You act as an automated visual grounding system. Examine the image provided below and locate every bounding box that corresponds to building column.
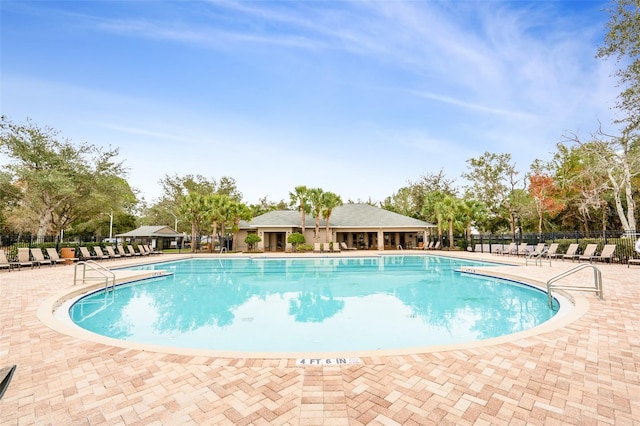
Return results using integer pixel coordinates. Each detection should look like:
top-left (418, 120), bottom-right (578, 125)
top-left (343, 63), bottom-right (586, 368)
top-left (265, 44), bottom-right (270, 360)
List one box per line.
top-left (257, 232), bottom-right (265, 251)
top-left (377, 230), bottom-right (384, 250)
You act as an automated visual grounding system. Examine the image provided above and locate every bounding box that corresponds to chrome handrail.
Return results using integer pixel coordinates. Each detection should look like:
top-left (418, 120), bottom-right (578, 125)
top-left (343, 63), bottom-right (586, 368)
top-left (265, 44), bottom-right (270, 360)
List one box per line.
top-left (547, 263), bottom-right (603, 308)
top-left (74, 260), bottom-right (116, 292)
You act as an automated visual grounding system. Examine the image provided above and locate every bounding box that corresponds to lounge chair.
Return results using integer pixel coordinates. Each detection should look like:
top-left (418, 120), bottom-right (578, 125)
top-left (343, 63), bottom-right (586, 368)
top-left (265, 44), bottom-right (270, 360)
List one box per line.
top-left (30, 248), bottom-right (53, 267)
top-left (0, 249), bottom-right (19, 271)
top-left (425, 241), bottom-right (434, 250)
top-left (117, 245), bottom-right (132, 257)
top-left (628, 258), bottom-right (640, 267)
top-left (589, 244), bottom-right (616, 263)
top-left (0, 364), bottom-right (17, 400)
top-left (529, 243), bottom-right (546, 255)
top-left (493, 242), bottom-right (515, 255)
top-left (78, 246), bottom-right (98, 261)
top-left (331, 242), bottom-right (341, 253)
top-left (545, 243), bottom-right (560, 259)
top-left (515, 243), bottom-right (530, 256)
top-left (340, 242), bottom-right (357, 251)
top-left (105, 246), bottom-right (121, 259)
top-left (578, 244), bottom-right (598, 262)
top-left (525, 244), bottom-right (548, 266)
top-left (135, 245), bottom-right (149, 256)
top-left (562, 243), bottom-right (580, 261)
top-left (16, 248), bottom-right (35, 268)
top-left (430, 241), bottom-right (441, 250)
top-left (313, 243), bottom-right (321, 253)
top-left (127, 245), bottom-right (141, 256)
top-left (45, 248), bottom-right (68, 265)
top-left (93, 246), bottom-right (110, 260)
top-left (149, 245), bottom-right (163, 255)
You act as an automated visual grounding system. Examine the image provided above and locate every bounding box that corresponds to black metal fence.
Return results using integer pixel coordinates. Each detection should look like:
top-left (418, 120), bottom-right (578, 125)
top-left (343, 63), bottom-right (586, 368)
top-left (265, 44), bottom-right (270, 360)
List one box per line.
top-left (434, 230), bottom-right (639, 264)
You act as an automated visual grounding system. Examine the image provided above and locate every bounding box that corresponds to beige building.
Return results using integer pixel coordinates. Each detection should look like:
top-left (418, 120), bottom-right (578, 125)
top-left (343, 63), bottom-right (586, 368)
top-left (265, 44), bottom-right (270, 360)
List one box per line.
top-left (235, 203), bottom-right (435, 252)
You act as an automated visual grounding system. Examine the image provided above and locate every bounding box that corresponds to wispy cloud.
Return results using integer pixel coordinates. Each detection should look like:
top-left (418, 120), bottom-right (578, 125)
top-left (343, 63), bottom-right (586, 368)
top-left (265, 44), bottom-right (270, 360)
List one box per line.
top-left (93, 122), bottom-right (188, 143)
top-left (410, 91), bottom-right (536, 120)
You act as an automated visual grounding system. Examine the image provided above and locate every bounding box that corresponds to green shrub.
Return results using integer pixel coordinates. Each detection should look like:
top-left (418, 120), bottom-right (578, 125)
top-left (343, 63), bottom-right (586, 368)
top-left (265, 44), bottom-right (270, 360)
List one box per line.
top-left (287, 233), bottom-right (305, 251)
top-left (295, 243), bottom-right (313, 252)
top-left (244, 234), bottom-right (262, 252)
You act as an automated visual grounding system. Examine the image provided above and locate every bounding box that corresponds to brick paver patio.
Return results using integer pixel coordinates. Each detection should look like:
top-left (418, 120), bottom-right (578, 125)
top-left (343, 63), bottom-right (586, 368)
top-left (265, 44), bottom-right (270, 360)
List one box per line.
top-left (1, 251), bottom-right (638, 425)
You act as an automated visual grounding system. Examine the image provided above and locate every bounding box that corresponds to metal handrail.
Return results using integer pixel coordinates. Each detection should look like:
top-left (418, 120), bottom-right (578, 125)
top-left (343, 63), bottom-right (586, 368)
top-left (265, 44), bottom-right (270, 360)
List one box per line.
top-left (74, 260), bottom-right (116, 292)
top-left (526, 247), bottom-right (550, 266)
top-left (547, 263), bottom-right (603, 308)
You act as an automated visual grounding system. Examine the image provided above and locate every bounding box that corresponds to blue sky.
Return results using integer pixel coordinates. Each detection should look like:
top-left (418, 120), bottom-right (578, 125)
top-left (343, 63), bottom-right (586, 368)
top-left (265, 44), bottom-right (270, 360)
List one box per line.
top-left (1, 0), bottom-right (620, 206)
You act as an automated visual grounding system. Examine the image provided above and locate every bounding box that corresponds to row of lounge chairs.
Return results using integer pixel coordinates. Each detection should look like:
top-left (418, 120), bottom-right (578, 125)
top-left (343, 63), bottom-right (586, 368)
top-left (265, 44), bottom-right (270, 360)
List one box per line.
top-left (78, 245), bottom-right (162, 261)
top-left (0, 247), bottom-right (65, 270)
top-left (313, 242), bottom-right (347, 253)
top-left (493, 242), bottom-right (618, 263)
top-left (0, 245), bottom-right (162, 271)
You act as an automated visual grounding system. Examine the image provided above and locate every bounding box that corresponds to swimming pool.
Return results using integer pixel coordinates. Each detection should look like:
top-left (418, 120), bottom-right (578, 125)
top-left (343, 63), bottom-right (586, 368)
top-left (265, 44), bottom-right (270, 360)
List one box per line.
top-left (69, 256), bottom-right (556, 353)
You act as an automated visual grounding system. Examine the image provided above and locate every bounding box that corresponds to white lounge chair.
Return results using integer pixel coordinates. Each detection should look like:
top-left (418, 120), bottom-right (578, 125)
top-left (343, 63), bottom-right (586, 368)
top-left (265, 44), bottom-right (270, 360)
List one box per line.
top-left (117, 246), bottom-right (132, 257)
top-left (105, 246), bottom-right (121, 259)
top-left (45, 248), bottom-right (67, 265)
top-left (30, 248), bottom-right (53, 267)
top-left (578, 244), bottom-right (598, 262)
top-left (93, 246), bottom-right (110, 260)
top-left (16, 248), bottom-right (35, 268)
top-left (79, 246), bottom-right (98, 261)
top-left (589, 244), bottom-right (616, 263)
top-left (340, 242), bottom-right (356, 251)
top-left (562, 243), bottom-right (580, 261)
top-left (0, 249), bottom-right (19, 271)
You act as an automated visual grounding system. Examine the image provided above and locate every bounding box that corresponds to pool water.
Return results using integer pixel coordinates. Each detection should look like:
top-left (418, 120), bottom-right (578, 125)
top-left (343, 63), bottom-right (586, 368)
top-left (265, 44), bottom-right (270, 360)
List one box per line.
top-left (69, 256), bottom-right (556, 353)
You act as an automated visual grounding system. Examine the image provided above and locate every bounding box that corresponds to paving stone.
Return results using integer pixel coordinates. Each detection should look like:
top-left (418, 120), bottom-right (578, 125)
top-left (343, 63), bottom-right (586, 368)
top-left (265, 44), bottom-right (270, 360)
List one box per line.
top-left (0, 252), bottom-right (638, 424)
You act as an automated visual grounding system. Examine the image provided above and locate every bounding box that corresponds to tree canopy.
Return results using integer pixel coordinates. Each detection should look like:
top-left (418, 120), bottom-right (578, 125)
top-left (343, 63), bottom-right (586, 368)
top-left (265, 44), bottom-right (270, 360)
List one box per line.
top-left (0, 116), bottom-right (135, 238)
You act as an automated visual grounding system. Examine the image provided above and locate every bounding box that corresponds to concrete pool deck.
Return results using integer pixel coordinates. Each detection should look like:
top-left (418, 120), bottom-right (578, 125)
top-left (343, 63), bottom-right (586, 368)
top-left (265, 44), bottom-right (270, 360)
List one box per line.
top-left (1, 251), bottom-right (638, 424)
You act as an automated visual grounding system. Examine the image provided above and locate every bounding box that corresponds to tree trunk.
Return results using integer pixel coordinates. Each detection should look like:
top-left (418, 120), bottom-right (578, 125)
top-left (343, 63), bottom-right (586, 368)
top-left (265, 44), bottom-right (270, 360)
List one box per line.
top-left (325, 216), bottom-right (331, 243)
top-left (36, 207), bottom-right (54, 243)
top-left (191, 222), bottom-right (197, 253)
top-left (211, 220), bottom-right (218, 253)
top-left (448, 219), bottom-right (454, 249)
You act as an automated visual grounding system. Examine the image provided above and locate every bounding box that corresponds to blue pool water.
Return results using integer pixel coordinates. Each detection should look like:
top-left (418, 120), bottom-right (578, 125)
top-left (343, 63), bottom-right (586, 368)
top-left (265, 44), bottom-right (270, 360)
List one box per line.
top-left (69, 256), bottom-right (556, 353)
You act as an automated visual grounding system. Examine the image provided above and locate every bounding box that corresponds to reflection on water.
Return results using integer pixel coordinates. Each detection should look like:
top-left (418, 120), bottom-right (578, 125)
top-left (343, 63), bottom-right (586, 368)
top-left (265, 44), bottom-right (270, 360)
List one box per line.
top-left (70, 256), bottom-right (555, 352)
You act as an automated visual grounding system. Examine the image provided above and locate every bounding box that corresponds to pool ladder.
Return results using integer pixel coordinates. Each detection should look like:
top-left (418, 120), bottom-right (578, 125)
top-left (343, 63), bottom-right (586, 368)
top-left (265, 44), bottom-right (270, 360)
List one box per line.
top-left (74, 260), bottom-right (116, 292)
top-left (546, 263), bottom-right (603, 308)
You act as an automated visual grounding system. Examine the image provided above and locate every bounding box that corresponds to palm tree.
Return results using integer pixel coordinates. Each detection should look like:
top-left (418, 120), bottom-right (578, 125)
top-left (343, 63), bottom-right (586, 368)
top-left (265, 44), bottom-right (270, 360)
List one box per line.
top-left (204, 194), bottom-right (231, 252)
top-left (422, 191), bottom-right (446, 245)
top-left (321, 192), bottom-right (342, 243)
top-left (178, 193), bottom-right (207, 252)
top-left (307, 187), bottom-right (325, 243)
top-left (229, 201), bottom-right (251, 252)
top-left (436, 195), bottom-right (461, 249)
top-left (459, 199), bottom-right (487, 248)
top-left (289, 185), bottom-right (310, 233)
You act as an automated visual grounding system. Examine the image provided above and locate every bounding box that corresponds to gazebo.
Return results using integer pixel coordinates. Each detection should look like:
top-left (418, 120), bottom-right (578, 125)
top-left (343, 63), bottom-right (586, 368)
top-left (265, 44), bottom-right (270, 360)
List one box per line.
top-left (115, 226), bottom-right (183, 250)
